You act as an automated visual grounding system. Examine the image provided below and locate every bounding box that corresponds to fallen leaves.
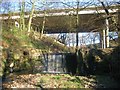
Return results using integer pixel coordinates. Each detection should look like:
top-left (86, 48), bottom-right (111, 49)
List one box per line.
top-left (2, 73), bottom-right (119, 88)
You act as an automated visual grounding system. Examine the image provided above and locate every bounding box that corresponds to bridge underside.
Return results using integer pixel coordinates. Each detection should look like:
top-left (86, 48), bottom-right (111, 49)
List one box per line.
top-left (1, 11), bottom-right (119, 33)
top-left (31, 13), bottom-right (119, 33)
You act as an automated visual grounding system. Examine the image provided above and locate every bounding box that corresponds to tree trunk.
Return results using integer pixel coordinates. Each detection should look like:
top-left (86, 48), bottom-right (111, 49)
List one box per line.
top-left (28, 0), bottom-right (35, 33)
top-left (76, 0), bottom-right (80, 75)
top-left (20, 0), bottom-right (25, 31)
top-left (76, 0), bottom-right (79, 51)
top-left (118, 7), bottom-right (120, 44)
top-left (40, 10), bottom-right (46, 39)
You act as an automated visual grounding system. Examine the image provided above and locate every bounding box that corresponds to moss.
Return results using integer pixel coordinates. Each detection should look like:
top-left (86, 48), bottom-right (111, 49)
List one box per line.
top-left (0, 58), bottom-right (6, 77)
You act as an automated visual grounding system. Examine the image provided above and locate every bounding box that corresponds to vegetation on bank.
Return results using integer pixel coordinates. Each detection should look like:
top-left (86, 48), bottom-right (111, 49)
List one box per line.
top-left (1, 27), bottom-right (120, 88)
top-left (1, 28), bottom-right (72, 75)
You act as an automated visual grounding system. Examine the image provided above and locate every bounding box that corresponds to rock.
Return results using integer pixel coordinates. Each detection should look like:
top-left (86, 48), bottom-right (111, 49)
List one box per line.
top-left (10, 63), bottom-right (14, 68)
top-left (85, 85), bottom-right (89, 88)
top-left (14, 53), bottom-right (21, 60)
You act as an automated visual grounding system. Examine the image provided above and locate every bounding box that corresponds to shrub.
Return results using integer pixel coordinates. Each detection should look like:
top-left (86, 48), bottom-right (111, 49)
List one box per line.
top-left (109, 46), bottom-right (120, 82)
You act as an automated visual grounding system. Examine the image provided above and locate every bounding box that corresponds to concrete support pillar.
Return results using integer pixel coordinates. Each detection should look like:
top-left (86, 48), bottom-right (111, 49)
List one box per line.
top-left (99, 32), bottom-right (103, 48)
top-left (103, 29), bottom-right (106, 49)
top-left (106, 18), bottom-right (109, 48)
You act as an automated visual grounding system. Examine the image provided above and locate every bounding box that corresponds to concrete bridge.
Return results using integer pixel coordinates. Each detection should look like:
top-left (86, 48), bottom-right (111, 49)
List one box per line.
top-left (0, 5), bottom-right (119, 33)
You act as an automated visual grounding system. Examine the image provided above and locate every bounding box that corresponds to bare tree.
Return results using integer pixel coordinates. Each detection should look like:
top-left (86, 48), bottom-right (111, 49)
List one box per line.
top-left (40, 10), bottom-right (46, 39)
top-left (76, 0), bottom-right (79, 51)
top-left (28, 0), bottom-right (36, 33)
top-left (19, 0), bottom-right (25, 31)
top-left (39, 0), bottom-right (46, 39)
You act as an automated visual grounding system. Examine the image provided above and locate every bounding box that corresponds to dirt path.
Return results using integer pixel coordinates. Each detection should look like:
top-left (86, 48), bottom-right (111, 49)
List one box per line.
top-left (2, 73), bottom-right (119, 88)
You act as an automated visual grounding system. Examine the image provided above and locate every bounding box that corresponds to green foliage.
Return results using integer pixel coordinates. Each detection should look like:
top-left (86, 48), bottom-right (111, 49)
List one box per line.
top-left (0, 61), bottom-right (4, 76)
top-left (2, 26), bottom-right (74, 74)
top-left (31, 39), bottom-right (49, 49)
top-left (0, 55), bottom-right (7, 77)
top-left (52, 75), bottom-right (61, 80)
top-left (37, 74), bottom-right (83, 88)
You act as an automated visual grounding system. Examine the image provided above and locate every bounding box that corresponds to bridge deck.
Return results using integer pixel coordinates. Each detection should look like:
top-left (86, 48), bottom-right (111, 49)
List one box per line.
top-left (0, 6), bottom-right (119, 33)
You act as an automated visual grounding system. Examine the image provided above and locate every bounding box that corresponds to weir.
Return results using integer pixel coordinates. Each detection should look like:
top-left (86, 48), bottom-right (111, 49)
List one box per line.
top-left (41, 53), bottom-right (66, 73)
top-left (40, 53), bottom-right (77, 74)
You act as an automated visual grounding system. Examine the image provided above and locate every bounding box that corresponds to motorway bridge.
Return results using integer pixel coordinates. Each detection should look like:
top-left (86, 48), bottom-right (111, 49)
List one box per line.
top-left (0, 5), bottom-right (119, 33)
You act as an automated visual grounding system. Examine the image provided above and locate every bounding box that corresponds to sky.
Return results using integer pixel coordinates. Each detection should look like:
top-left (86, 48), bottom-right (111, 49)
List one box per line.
top-left (46, 32), bottom-right (118, 47)
top-left (1, 0), bottom-right (119, 2)
top-left (0, 0), bottom-right (119, 13)
top-left (1, 0), bottom-right (120, 3)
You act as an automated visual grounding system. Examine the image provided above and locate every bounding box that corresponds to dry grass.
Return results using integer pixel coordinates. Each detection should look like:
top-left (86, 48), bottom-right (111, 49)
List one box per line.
top-left (3, 73), bottom-right (119, 88)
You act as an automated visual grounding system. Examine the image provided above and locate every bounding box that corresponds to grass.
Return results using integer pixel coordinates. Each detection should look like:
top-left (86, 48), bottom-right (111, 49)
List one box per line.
top-left (1, 27), bottom-right (74, 78)
top-left (2, 27), bottom-right (71, 53)
top-left (3, 73), bottom-right (120, 88)
top-left (37, 74), bottom-right (84, 88)
top-left (35, 74), bottom-right (119, 88)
